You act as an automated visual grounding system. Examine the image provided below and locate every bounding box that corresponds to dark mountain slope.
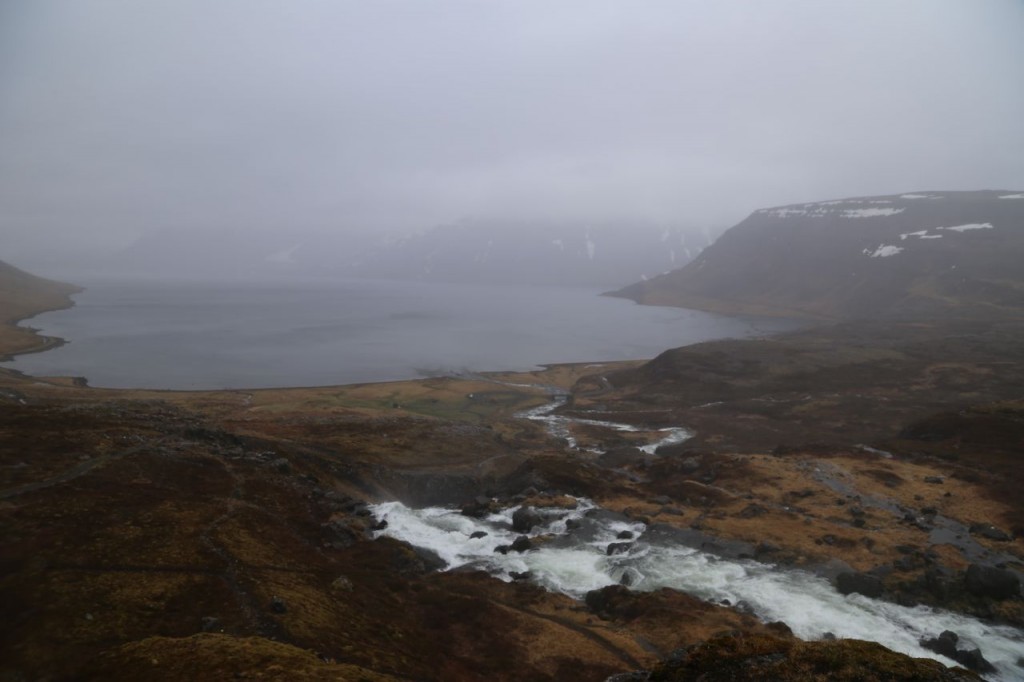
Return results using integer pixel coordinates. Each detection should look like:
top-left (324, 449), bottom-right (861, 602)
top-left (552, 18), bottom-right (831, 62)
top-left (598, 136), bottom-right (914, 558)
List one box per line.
top-left (611, 191), bottom-right (1024, 320)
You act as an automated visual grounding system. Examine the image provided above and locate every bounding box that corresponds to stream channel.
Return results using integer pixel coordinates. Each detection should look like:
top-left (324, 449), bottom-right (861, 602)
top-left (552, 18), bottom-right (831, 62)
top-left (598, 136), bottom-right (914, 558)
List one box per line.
top-left (371, 389), bottom-right (1024, 679)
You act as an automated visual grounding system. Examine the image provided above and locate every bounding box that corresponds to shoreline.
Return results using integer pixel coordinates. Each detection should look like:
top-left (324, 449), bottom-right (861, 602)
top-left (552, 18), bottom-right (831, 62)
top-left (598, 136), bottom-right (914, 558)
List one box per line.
top-left (0, 292), bottom-right (80, 364)
top-left (2, 278), bottom-right (799, 394)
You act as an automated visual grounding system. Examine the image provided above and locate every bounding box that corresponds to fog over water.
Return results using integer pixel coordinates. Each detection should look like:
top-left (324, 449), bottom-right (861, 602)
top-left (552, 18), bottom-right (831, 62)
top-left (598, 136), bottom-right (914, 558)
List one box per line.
top-left (2, 1), bottom-right (1023, 275)
top-left (4, 278), bottom-right (799, 389)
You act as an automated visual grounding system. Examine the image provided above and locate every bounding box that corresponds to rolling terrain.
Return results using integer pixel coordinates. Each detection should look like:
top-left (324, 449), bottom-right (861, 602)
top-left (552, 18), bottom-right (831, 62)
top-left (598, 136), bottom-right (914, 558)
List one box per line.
top-left (3, 189), bottom-right (1023, 682)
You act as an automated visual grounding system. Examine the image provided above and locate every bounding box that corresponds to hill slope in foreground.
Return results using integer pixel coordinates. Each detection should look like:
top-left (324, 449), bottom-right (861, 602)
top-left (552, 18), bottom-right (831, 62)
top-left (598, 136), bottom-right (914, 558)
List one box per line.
top-left (2, 258), bottom-right (1020, 680)
top-left (611, 190), bottom-right (1024, 320)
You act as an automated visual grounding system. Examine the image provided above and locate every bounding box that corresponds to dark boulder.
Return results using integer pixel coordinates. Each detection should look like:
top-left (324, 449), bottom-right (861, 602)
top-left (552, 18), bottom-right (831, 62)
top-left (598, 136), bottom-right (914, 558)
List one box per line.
top-left (512, 506), bottom-right (543, 533)
top-left (584, 584), bottom-right (636, 620)
top-left (969, 523), bottom-right (1011, 542)
top-left (835, 571), bottom-right (884, 599)
top-left (510, 535), bottom-right (534, 553)
top-left (469, 530), bottom-right (488, 539)
top-left (964, 563), bottom-right (1020, 599)
top-left (606, 541), bottom-right (633, 556)
top-left (460, 496), bottom-right (495, 518)
top-left (920, 630), bottom-right (995, 673)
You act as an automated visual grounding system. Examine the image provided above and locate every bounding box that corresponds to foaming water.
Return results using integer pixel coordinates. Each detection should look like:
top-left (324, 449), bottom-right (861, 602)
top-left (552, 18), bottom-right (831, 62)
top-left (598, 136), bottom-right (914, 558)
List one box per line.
top-left (517, 396), bottom-right (691, 453)
top-left (371, 500), bottom-right (1024, 680)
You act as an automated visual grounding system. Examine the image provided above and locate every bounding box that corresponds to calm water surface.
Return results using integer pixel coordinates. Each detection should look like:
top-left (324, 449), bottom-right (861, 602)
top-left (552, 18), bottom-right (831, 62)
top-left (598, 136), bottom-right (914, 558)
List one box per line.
top-left (5, 278), bottom-right (799, 389)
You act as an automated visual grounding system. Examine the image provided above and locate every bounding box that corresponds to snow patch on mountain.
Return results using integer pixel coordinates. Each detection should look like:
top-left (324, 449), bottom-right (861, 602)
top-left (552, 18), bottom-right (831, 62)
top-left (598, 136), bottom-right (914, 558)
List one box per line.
top-left (760, 204), bottom-right (905, 219)
top-left (866, 244), bottom-right (903, 258)
top-left (842, 207), bottom-right (905, 218)
top-left (940, 223), bottom-right (994, 233)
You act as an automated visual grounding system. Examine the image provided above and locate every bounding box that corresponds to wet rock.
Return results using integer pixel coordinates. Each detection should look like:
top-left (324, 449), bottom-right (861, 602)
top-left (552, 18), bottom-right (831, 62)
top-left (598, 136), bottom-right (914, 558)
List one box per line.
top-left (616, 530), bottom-right (635, 540)
top-left (460, 496), bottom-right (495, 518)
top-left (835, 572), bottom-right (884, 598)
top-left (509, 571), bottom-right (533, 581)
top-left (512, 506), bottom-right (543, 533)
top-left (469, 531), bottom-right (488, 539)
top-left (269, 458), bottom-right (291, 474)
top-left (565, 518), bottom-right (582, 531)
top-left (920, 630), bottom-right (995, 673)
top-left (606, 542), bottom-right (633, 556)
top-left (584, 584), bottom-right (632, 620)
top-left (820, 632), bottom-right (836, 641)
top-left (200, 616), bottom-right (220, 632)
top-left (766, 621), bottom-right (792, 636)
top-left (269, 597), bottom-right (287, 614)
top-left (969, 523), bottom-right (1011, 541)
top-left (919, 567), bottom-right (954, 600)
top-left (964, 563), bottom-right (1021, 599)
top-left (494, 545), bottom-right (510, 555)
top-left (921, 630), bottom-right (959, 658)
top-left (370, 519), bottom-right (388, 531)
top-left (510, 535), bottom-right (533, 553)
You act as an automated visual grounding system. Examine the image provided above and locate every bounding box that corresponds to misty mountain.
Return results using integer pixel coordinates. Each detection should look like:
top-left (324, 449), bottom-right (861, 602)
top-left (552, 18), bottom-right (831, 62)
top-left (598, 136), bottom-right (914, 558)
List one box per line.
top-left (346, 222), bottom-right (716, 286)
top-left (111, 221), bottom-right (717, 287)
top-left (610, 191), bottom-right (1024, 320)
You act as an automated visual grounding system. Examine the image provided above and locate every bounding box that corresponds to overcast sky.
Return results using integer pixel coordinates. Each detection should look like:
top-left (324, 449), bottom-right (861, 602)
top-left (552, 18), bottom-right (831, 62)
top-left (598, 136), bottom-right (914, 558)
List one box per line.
top-left (2, 0), bottom-right (1023, 268)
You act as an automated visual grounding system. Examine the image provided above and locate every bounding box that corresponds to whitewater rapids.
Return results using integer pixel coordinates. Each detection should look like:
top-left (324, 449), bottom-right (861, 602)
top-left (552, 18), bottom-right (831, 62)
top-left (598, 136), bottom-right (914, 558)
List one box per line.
top-left (370, 499), bottom-right (1024, 680)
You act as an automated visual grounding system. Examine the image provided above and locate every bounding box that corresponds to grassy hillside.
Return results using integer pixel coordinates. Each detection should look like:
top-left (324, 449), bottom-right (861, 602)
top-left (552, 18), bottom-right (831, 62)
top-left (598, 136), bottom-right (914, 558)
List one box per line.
top-left (0, 260), bottom-right (81, 358)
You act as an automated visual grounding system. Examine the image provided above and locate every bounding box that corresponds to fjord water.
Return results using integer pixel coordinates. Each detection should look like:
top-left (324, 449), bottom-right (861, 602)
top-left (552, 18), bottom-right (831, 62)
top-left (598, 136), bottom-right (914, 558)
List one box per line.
top-left (4, 278), bottom-right (798, 389)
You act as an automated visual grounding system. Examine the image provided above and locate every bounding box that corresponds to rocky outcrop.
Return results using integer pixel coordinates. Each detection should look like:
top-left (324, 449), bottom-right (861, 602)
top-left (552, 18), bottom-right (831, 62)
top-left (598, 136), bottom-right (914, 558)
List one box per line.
top-left (963, 564), bottom-right (1021, 600)
top-left (835, 572), bottom-right (885, 599)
